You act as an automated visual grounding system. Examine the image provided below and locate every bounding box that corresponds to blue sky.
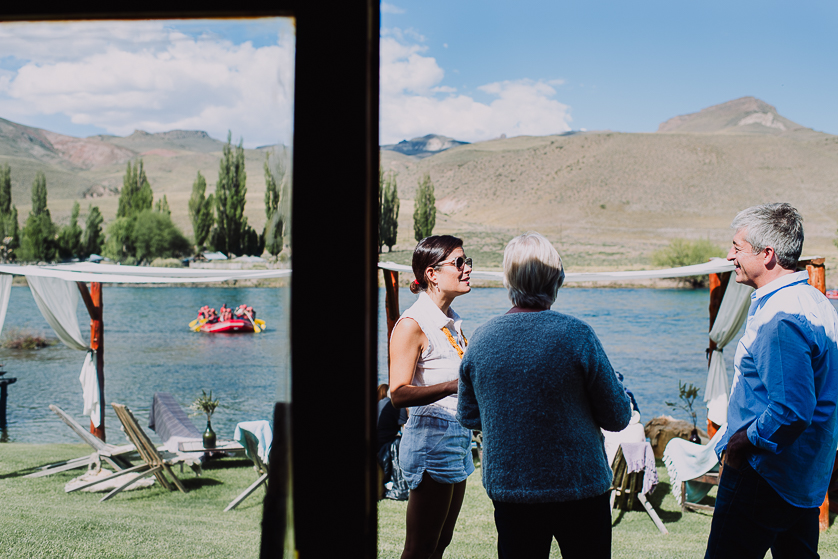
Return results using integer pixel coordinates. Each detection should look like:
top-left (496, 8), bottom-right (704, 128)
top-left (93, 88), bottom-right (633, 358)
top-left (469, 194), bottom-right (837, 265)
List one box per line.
top-left (0, 5), bottom-right (835, 147)
top-left (380, 0), bottom-right (838, 143)
top-left (0, 19), bottom-right (295, 148)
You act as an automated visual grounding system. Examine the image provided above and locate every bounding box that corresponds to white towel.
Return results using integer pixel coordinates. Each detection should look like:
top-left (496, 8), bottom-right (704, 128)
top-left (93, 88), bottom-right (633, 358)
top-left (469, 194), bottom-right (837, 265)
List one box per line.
top-left (234, 420), bottom-right (273, 464)
top-left (663, 423), bottom-right (727, 503)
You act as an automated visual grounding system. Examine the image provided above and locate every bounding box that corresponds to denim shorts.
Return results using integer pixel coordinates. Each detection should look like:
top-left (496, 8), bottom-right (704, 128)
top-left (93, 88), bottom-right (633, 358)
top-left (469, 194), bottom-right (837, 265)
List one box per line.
top-left (398, 413), bottom-right (475, 490)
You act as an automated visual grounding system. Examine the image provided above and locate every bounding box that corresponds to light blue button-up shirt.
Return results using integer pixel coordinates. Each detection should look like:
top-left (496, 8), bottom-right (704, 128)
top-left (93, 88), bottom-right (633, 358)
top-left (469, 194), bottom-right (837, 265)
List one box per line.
top-left (716, 271), bottom-right (838, 508)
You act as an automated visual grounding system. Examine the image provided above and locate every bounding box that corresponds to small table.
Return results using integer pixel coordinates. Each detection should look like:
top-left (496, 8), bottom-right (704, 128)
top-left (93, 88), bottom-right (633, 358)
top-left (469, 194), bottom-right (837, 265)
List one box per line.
top-left (177, 439), bottom-right (245, 454)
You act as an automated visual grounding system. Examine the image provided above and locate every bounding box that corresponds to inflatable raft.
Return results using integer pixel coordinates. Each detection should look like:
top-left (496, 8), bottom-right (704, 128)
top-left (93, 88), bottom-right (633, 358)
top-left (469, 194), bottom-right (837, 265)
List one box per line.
top-left (190, 318), bottom-right (267, 333)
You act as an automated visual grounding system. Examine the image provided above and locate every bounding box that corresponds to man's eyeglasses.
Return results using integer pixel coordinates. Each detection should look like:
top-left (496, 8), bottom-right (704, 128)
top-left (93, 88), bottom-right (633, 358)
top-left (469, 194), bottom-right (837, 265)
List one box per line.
top-left (435, 256), bottom-right (473, 270)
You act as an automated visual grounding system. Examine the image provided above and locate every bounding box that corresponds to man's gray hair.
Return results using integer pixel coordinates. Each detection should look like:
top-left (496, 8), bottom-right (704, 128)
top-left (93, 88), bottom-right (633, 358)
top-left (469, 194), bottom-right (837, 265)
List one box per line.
top-left (503, 232), bottom-right (565, 309)
top-left (730, 203), bottom-right (804, 269)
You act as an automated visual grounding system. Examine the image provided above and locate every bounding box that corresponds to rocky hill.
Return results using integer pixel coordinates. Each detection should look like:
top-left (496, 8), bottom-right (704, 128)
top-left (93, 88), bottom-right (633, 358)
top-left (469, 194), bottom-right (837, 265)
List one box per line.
top-left (657, 96), bottom-right (808, 135)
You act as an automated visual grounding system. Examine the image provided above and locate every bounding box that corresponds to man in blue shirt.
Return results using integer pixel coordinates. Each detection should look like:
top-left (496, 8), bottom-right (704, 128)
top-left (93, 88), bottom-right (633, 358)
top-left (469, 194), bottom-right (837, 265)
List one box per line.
top-left (705, 203), bottom-right (838, 559)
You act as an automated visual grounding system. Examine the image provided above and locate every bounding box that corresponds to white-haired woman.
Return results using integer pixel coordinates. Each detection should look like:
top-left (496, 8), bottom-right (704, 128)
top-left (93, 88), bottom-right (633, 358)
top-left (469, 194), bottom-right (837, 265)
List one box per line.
top-left (457, 232), bottom-right (632, 559)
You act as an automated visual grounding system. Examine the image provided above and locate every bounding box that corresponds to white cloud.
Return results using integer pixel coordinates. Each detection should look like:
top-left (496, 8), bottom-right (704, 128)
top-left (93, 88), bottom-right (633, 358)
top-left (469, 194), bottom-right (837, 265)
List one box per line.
top-left (381, 2), bottom-right (405, 14)
top-left (0, 21), bottom-right (295, 148)
top-left (380, 36), bottom-right (571, 144)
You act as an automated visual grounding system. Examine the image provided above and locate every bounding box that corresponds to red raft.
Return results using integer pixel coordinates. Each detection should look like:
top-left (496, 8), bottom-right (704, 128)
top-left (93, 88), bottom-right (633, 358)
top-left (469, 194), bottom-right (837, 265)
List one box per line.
top-left (199, 319), bottom-right (254, 333)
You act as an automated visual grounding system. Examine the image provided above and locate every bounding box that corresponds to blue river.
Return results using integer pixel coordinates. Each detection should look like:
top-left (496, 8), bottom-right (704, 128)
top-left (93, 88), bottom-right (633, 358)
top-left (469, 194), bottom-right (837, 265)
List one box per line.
top-left (1, 285), bottom-right (835, 445)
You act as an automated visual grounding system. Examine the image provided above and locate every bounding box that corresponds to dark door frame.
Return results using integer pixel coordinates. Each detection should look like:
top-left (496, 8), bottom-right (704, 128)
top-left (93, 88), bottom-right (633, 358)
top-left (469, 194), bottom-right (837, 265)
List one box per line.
top-left (0, 3), bottom-right (380, 556)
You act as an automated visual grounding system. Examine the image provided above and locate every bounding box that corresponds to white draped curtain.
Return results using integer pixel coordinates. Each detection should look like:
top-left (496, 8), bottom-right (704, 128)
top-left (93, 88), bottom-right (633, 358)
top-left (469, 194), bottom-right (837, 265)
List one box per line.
top-left (26, 276), bottom-right (100, 427)
top-left (0, 274), bottom-right (12, 334)
top-left (704, 273), bottom-right (753, 425)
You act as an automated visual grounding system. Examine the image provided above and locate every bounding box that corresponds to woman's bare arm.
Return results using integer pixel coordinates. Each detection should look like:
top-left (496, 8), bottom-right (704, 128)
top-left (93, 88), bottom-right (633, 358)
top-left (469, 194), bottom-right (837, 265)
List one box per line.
top-left (389, 318), bottom-right (458, 408)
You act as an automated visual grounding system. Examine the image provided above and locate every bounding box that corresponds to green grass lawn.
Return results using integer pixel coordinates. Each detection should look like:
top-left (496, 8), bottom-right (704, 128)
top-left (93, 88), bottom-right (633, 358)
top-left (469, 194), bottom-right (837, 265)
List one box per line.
top-left (3, 444), bottom-right (838, 558)
top-left (0, 443), bottom-right (264, 559)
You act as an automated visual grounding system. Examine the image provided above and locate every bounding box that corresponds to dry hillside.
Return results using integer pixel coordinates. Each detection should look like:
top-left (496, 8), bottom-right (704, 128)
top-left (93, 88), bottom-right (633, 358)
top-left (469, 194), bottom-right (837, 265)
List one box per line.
top-left (381, 98), bottom-right (838, 274)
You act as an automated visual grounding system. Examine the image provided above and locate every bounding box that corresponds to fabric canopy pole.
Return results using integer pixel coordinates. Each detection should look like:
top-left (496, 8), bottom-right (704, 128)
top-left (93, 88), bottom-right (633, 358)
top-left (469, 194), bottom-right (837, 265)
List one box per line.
top-left (26, 276), bottom-right (100, 427)
top-left (704, 273), bottom-right (753, 425)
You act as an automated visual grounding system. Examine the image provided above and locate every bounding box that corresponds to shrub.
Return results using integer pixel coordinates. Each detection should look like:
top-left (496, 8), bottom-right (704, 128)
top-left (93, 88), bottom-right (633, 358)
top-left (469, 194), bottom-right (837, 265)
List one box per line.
top-left (651, 238), bottom-right (725, 288)
top-left (2, 328), bottom-right (57, 350)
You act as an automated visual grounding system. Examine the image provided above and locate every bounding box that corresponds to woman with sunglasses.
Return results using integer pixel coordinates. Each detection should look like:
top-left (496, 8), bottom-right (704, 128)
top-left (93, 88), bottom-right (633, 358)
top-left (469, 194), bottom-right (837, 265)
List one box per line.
top-left (390, 235), bottom-right (474, 559)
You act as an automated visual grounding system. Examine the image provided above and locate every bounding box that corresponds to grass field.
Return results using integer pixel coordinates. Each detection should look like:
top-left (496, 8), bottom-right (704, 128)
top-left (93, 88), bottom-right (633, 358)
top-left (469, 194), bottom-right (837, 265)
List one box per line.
top-left (4, 443), bottom-right (838, 558)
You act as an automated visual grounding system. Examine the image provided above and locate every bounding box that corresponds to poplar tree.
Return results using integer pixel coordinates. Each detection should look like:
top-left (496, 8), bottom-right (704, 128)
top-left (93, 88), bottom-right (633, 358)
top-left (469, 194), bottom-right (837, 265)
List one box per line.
top-left (188, 171), bottom-right (214, 250)
top-left (379, 169), bottom-right (399, 252)
top-left (82, 205), bottom-right (105, 258)
top-left (0, 164), bottom-right (20, 254)
top-left (212, 131), bottom-right (250, 255)
top-left (154, 194), bottom-right (171, 216)
top-left (413, 173), bottom-right (436, 242)
top-left (20, 171), bottom-right (56, 262)
top-left (57, 201), bottom-right (83, 260)
top-left (263, 151), bottom-right (287, 256)
top-left (117, 159), bottom-right (153, 218)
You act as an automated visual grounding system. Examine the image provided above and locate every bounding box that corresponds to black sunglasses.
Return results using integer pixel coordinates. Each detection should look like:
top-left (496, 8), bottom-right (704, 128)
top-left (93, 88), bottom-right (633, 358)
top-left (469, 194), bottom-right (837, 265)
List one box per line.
top-left (435, 256), bottom-right (473, 270)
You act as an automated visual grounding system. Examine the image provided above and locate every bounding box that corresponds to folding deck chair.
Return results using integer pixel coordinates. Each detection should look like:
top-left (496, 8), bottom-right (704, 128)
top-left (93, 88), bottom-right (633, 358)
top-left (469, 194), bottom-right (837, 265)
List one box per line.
top-left (66, 403), bottom-right (190, 502)
top-left (24, 404), bottom-right (135, 478)
top-left (610, 442), bottom-right (669, 535)
top-left (225, 421), bottom-right (271, 511)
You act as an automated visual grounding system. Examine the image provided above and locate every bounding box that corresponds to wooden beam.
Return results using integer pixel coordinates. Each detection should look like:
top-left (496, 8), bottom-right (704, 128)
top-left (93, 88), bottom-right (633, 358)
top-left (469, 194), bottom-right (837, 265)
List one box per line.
top-left (800, 257), bottom-right (826, 295)
top-left (383, 270), bottom-right (399, 366)
top-left (706, 271), bottom-right (730, 438)
top-left (87, 283), bottom-right (105, 442)
top-left (76, 282), bottom-right (100, 321)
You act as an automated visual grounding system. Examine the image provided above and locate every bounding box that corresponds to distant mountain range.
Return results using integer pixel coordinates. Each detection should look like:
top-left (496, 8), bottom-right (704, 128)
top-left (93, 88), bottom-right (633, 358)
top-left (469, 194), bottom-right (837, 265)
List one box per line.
top-left (0, 97), bottom-right (835, 273)
top-left (381, 134), bottom-right (469, 158)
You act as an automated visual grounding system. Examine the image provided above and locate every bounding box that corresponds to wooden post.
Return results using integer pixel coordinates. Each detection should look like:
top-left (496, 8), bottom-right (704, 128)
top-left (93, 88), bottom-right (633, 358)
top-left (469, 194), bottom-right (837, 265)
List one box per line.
top-left (383, 269), bottom-right (399, 344)
top-left (77, 281), bottom-right (104, 442)
top-left (801, 257), bottom-right (826, 294)
top-left (799, 258), bottom-right (829, 530)
top-left (706, 271), bottom-right (730, 438)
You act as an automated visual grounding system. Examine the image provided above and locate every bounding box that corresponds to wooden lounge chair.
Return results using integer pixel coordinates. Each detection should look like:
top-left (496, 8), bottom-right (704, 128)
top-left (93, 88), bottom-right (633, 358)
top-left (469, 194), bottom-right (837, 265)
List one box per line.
top-left (610, 444), bottom-right (668, 535)
top-left (24, 405), bottom-right (135, 478)
top-left (225, 426), bottom-right (269, 511)
top-left (66, 403), bottom-right (189, 502)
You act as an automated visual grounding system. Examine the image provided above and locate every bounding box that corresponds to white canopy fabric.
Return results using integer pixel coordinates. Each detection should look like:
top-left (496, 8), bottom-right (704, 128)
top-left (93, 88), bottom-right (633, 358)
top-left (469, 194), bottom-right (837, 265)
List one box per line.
top-left (26, 275), bottom-right (100, 426)
top-left (704, 274), bottom-right (753, 425)
top-left (377, 258), bottom-right (736, 282)
top-left (0, 262), bottom-right (291, 283)
top-left (0, 274), bottom-right (11, 336)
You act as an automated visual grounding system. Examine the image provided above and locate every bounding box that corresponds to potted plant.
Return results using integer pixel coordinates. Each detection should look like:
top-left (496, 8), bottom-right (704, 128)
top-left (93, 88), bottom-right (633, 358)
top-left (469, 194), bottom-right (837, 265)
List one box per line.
top-left (191, 390), bottom-right (220, 449)
top-left (665, 381), bottom-right (702, 444)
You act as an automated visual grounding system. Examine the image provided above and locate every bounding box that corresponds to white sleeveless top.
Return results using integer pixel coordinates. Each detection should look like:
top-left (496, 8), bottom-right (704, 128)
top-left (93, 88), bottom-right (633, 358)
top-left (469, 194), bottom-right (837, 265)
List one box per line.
top-left (393, 291), bottom-right (467, 418)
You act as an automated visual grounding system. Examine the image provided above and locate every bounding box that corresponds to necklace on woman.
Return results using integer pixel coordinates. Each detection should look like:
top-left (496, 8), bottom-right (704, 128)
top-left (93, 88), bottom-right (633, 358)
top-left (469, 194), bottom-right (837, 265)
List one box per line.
top-left (441, 327), bottom-right (468, 359)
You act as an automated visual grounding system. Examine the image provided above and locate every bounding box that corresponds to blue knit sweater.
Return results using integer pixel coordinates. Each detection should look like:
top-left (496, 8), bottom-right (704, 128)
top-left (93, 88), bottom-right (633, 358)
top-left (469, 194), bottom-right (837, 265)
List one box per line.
top-left (457, 310), bottom-right (632, 503)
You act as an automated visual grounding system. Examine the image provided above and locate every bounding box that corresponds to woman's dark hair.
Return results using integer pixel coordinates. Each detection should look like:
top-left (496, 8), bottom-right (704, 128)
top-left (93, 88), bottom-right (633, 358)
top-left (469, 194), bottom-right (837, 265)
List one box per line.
top-left (410, 235), bottom-right (464, 294)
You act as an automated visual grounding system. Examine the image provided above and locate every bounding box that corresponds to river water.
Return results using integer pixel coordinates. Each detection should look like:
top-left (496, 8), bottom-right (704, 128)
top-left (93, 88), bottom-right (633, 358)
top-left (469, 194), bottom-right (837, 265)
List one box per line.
top-left (2, 285), bottom-right (836, 444)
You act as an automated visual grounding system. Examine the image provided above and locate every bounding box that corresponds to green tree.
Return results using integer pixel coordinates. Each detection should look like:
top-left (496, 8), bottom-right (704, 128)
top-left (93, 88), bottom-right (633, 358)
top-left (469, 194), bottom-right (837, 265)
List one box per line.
top-left (651, 238), bottom-right (725, 288)
top-left (413, 173), bottom-right (436, 242)
top-left (0, 164), bottom-right (20, 255)
top-left (263, 150), bottom-right (290, 256)
top-left (188, 171), bottom-right (214, 250)
top-left (154, 194), bottom-right (171, 216)
top-left (117, 159), bottom-right (153, 219)
top-left (131, 209), bottom-right (192, 263)
top-left (379, 169), bottom-right (399, 252)
top-left (20, 171), bottom-right (56, 262)
top-left (57, 201), bottom-right (83, 260)
top-left (82, 205), bottom-right (105, 258)
top-left (103, 217), bottom-right (133, 263)
top-left (213, 131), bottom-right (250, 255)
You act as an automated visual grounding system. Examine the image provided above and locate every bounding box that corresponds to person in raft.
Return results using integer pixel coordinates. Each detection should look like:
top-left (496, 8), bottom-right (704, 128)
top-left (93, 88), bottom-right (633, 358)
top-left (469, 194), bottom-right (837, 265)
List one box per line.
top-left (457, 232), bottom-right (632, 559)
top-left (389, 235), bottom-right (474, 559)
